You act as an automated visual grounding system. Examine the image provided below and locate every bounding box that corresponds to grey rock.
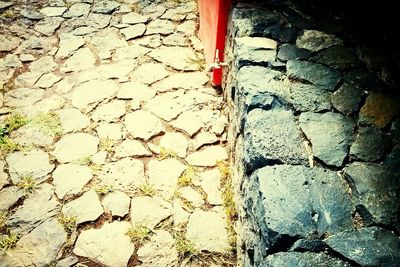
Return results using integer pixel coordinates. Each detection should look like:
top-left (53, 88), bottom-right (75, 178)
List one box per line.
top-left (296, 30), bottom-right (343, 52)
top-left (176, 20), bottom-right (196, 36)
top-left (56, 256), bottom-right (79, 267)
top-left (384, 146), bottom-right (400, 175)
top-left (10, 124), bottom-right (55, 147)
top-left (56, 34), bottom-right (85, 59)
top-left (62, 190), bottom-right (103, 224)
top-left (288, 82), bottom-right (332, 112)
top-left (87, 13), bottom-right (112, 29)
top-left (7, 184), bottom-right (59, 234)
top-left (287, 60), bottom-right (342, 91)
top-left (129, 63), bottom-right (169, 85)
top-left (72, 26), bottom-right (97, 36)
top-left (0, 186), bottom-right (24, 211)
top-left (359, 93), bottom-right (399, 128)
top-left (264, 252), bottom-right (350, 267)
top-left (325, 227), bottom-right (400, 266)
top-left (148, 46), bottom-right (198, 71)
top-left (146, 19), bottom-right (174, 35)
top-left (299, 112), bottom-right (355, 167)
top-left (187, 208), bottom-right (230, 253)
top-left (61, 47), bottom-right (96, 73)
top-left (289, 239), bottom-right (327, 252)
top-left (161, 8), bottom-right (186, 22)
top-left (53, 164), bottom-right (92, 199)
top-left (120, 24), bottom-right (146, 40)
top-left (121, 12), bottom-right (149, 24)
top-left (350, 126), bottom-right (388, 161)
top-left (102, 191), bottom-right (130, 217)
top-left (130, 196), bottom-right (172, 228)
top-left (40, 6), bottom-right (67, 17)
top-left (135, 34), bottom-right (162, 48)
top-left (6, 150), bottom-right (54, 184)
top-left (99, 158), bottom-right (145, 190)
top-left (137, 230), bottom-right (179, 267)
top-left (0, 1), bottom-right (13, 10)
top-left (331, 83), bottom-right (364, 115)
top-left (63, 3), bottom-right (91, 18)
top-left (4, 88), bottom-right (45, 107)
top-left (234, 37), bottom-right (277, 66)
top-left (125, 110), bottom-right (164, 141)
top-left (141, 4), bottom-right (166, 20)
top-left (92, 0), bottom-right (119, 14)
top-left (345, 162), bottom-right (398, 228)
top-left (2, 218), bottom-right (67, 267)
top-left (0, 35), bottom-right (21, 52)
top-left (53, 133), bottom-right (99, 163)
top-left (73, 221), bottom-right (134, 266)
top-left (57, 108), bottom-right (90, 133)
top-left (312, 46), bottom-right (361, 70)
top-left (244, 108), bottom-right (308, 171)
top-left (277, 44), bottom-right (311, 61)
top-left (163, 32), bottom-right (188, 46)
top-left (391, 119), bottom-right (400, 145)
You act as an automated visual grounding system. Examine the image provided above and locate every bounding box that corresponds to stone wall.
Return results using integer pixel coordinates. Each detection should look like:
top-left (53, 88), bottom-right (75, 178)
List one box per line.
top-left (223, 1), bottom-right (400, 266)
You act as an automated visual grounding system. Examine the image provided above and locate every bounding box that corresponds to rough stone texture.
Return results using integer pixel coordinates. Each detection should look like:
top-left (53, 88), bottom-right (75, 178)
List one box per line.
top-left (125, 110), bottom-right (164, 141)
top-left (325, 227), bottom-right (400, 266)
top-left (7, 184), bottom-right (59, 234)
top-left (62, 190), bottom-right (103, 224)
top-left (99, 158), bottom-right (145, 190)
top-left (148, 46), bottom-right (198, 71)
top-left (52, 164), bottom-right (92, 199)
top-left (120, 24), bottom-right (146, 40)
top-left (235, 37), bottom-right (277, 66)
top-left (0, 35), bottom-right (21, 52)
top-left (350, 126), bottom-right (388, 161)
top-left (53, 133), bottom-right (99, 163)
top-left (137, 230), bottom-right (179, 267)
top-left (155, 72), bottom-right (208, 92)
top-left (61, 48), bottom-right (96, 73)
top-left (146, 19), bottom-right (174, 35)
top-left (159, 132), bottom-right (188, 158)
top-left (288, 82), bottom-right (332, 112)
top-left (102, 191), bottom-right (130, 217)
top-left (92, 1), bottom-right (119, 14)
top-left (40, 6), bottom-right (67, 17)
top-left (163, 32), bottom-right (188, 46)
top-left (148, 158), bottom-right (186, 198)
top-left (199, 169), bottom-right (223, 205)
top-left (277, 44), bottom-right (311, 61)
top-left (344, 162), bottom-right (398, 228)
top-left (359, 93), bottom-right (399, 128)
top-left (6, 150), bottom-right (54, 184)
top-left (114, 139), bottom-right (152, 158)
top-left (117, 82), bottom-right (156, 100)
top-left (71, 79), bottom-right (119, 110)
top-left (287, 60), bottom-right (342, 90)
top-left (34, 17), bottom-right (64, 36)
top-left (73, 221), bottom-right (134, 267)
top-left (4, 88), bottom-right (45, 107)
top-left (10, 124), bottom-right (55, 147)
top-left (56, 256), bottom-right (79, 267)
top-left (56, 34), bottom-right (85, 59)
top-left (122, 12), bottom-right (149, 24)
top-left (57, 108), bottom-right (90, 133)
top-left (92, 100), bottom-right (126, 122)
top-left (1, 219), bottom-right (67, 267)
top-left (299, 112), bottom-right (355, 167)
top-left (311, 46), bottom-right (360, 70)
top-left (0, 186), bottom-right (24, 211)
top-left (171, 112), bottom-right (203, 137)
top-left (186, 146), bottom-right (228, 167)
top-left (187, 209), bottom-right (230, 253)
top-left (296, 30), bottom-right (343, 52)
top-left (63, 3), bottom-right (91, 18)
top-left (130, 196), bottom-right (172, 228)
top-left (247, 165), bottom-right (353, 251)
top-left (331, 83), bottom-right (364, 115)
top-left (129, 63), bottom-right (169, 85)
top-left (264, 252), bottom-right (350, 267)
top-left (145, 92), bottom-right (183, 121)
top-left (244, 108), bottom-right (308, 170)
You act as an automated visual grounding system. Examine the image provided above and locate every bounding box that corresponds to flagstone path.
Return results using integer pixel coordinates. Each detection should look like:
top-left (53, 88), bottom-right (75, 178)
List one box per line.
top-left (0, 1), bottom-right (236, 266)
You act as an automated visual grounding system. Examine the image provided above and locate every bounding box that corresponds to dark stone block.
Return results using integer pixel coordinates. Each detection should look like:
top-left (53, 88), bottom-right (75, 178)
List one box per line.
top-left (311, 46), bottom-right (361, 70)
top-left (391, 119), bottom-right (400, 145)
top-left (287, 60), bottom-right (342, 91)
top-left (288, 82), bottom-right (332, 112)
top-left (343, 69), bottom-right (380, 90)
top-left (244, 109), bottom-right (308, 170)
top-left (234, 36), bottom-right (277, 68)
top-left (263, 252), bottom-right (350, 267)
top-left (345, 162), bottom-right (399, 229)
top-left (289, 239), bottom-right (327, 252)
top-left (277, 44), bottom-right (312, 61)
top-left (325, 227), bottom-right (400, 266)
top-left (331, 83), bottom-right (365, 116)
top-left (384, 146), bottom-right (400, 174)
top-left (350, 126), bottom-right (389, 161)
top-left (359, 93), bottom-right (399, 128)
top-left (246, 165), bottom-right (353, 252)
top-left (299, 112), bottom-right (355, 167)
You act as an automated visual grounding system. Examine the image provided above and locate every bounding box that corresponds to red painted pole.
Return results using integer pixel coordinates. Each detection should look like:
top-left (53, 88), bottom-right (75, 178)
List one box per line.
top-left (198, 0), bottom-right (232, 87)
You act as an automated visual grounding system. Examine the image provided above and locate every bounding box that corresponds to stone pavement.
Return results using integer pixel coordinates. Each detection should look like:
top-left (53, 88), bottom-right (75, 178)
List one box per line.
top-left (0, 1), bottom-right (236, 266)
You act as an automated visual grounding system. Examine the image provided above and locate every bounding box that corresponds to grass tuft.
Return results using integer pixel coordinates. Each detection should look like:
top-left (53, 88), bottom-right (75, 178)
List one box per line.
top-left (175, 233), bottom-right (198, 258)
top-left (0, 10), bottom-right (15, 19)
top-left (16, 175), bottom-right (37, 195)
top-left (158, 147), bottom-right (178, 160)
top-left (0, 137), bottom-right (20, 157)
top-left (59, 215), bottom-right (77, 233)
top-left (126, 225), bottom-right (151, 243)
top-left (138, 183), bottom-right (156, 197)
top-left (217, 161), bottom-right (230, 180)
top-left (186, 53), bottom-right (206, 71)
top-left (178, 166), bottom-right (197, 187)
top-left (0, 232), bottom-right (20, 251)
top-left (94, 184), bottom-right (114, 195)
top-left (3, 112), bottom-right (28, 132)
top-left (99, 139), bottom-right (116, 153)
top-left (0, 211), bottom-right (8, 232)
top-left (32, 112), bottom-right (63, 136)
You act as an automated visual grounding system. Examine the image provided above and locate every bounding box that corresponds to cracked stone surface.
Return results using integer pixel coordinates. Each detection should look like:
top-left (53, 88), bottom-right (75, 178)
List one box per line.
top-left (0, 1), bottom-right (231, 266)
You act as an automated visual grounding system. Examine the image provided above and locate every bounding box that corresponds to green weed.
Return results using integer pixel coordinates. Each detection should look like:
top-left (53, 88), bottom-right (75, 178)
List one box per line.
top-left (58, 215), bottom-right (77, 233)
top-left (138, 183), bottom-right (156, 197)
top-left (32, 112), bottom-right (63, 136)
top-left (158, 147), bottom-right (178, 160)
top-left (94, 184), bottom-right (114, 195)
top-left (175, 233), bottom-right (198, 258)
top-left (3, 112), bottom-right (28, 132)
top-left (126, 225), bottom-right (151, 243)
top-left (0, 232), bottom-right (20, 251)
top-left (178, 166), bottom-right (197, 187)
top-left (16, 175), bottom-right (37, 195)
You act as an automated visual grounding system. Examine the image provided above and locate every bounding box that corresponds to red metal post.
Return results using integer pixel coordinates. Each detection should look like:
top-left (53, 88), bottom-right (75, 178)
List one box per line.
top-left (198, 0), bottom-right (232, 87)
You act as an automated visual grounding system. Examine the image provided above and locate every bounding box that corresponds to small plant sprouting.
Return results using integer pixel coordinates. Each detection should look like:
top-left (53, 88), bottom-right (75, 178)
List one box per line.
top-left (175, 233), bottom-right (198, 258)
top-left (0, 232), bottom-right (20, 251)
top-left (0, 137), bottom-right (20, 157)
top-left (186, 53), bottom-right (206, 71)
top-left (32, 112), bottom-right (63, 136)
top-left (16, 175), bottom-right (37, 195)
top-left (99, 139), bottom-right (116, 153)
top-left (0, 10), bottom-right (15, 19)
top-left (158, 147), bottom-right (178, 160)
top-left (3, 112), bottom-right (28, 132)
top-left (138, 183), bottom-right (156, 197)
top-left (74, 156), bottom-right (91, 165)
top-left (95, 184), bottom-right (114, 195)
top-left (0, 211), bottom-right (8, 231)
top-left (126, 225), bottom-right (151, 243)
top-left (178, 166), bottom-right (197, 187)
top-left (58, 215), bottom-right (77, 233)
top-left (217, 160), bottom-right (230, 180)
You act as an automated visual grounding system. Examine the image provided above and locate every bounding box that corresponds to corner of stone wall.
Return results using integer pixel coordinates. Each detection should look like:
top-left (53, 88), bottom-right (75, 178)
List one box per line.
top-left (223, 2), bottom-right (400, 267)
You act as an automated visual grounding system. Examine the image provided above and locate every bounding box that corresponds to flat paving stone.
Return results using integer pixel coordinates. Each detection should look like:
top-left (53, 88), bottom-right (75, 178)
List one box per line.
top-left (125, 110), bottom-right (164, 141)
top-left (186, 146), bottom-right (228, 167)
top-left (92, 100), bottom-right (126, 122)
top-left (0, 186), bottom-right (24, 211)
top-left (122, 12), bottom-right (149, 24)
top-left (61, 47), bottom-right (96, 73)
top-left (0, 35), bottom-right (21, 52)
top-left (56, 108), bottom-right (90, 133)
top-left (62, 190), bottom-right (103, 224)
top-left (120, 24), bottom-right (146, 40)
top-left (148, 46), bottom-right (198, 71)
top-left (63, 3), bottom-right (91, 18)
top-left (171, 112), bottom-right (204, 137)
top-left (154, 71), bottom-right (209, 92)
top-left (56, 34), bottom-right (85, 59)
top-left (146, 19), bottom-right (175, 35)
top-left (97, 123), bottom-right (122, 140)
top-left (52, 164), bottom-right (92, 199)
top-left (73, 221), bottom-right (134, 266)
top-left (53, 133), bottom-right (99, 163)
top-left (34, 17), bottom-right (64, 36)
top-left (159, 132), bottom-right (188, 158)
top-left (130, 196), bottom-right (172, 228)
top-left (102, 191), bottom-right (130, 217)
top-left (40, 6), bottom-right (67, 17)
top-left (117, 82), bottom-right (156, 101)
top-left (296, 30), bottom-right (343, 52)
top-left (99, 158), bottom-right (145, 190)
top-left (114, 139), bottom-right (152, 158)
top-left (129, 63), bottom-right (169, 85)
